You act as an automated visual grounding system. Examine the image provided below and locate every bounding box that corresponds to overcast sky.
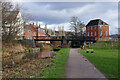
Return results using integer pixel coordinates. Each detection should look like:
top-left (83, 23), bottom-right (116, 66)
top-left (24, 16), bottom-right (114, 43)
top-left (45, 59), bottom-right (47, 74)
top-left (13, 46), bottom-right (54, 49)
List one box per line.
top-left (20, 2), bottom-right (118, 34)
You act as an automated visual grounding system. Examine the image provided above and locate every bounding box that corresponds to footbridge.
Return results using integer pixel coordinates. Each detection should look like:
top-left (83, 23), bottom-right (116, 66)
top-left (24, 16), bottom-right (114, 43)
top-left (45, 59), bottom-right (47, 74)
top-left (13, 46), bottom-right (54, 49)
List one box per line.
top-left (33, 36), bottom-right (96, 47)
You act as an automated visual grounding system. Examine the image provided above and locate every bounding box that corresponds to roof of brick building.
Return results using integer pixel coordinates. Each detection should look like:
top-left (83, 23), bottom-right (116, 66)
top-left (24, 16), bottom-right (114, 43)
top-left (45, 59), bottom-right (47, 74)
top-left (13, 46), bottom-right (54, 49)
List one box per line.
top-left (86, 19), bottom-right (108, 27)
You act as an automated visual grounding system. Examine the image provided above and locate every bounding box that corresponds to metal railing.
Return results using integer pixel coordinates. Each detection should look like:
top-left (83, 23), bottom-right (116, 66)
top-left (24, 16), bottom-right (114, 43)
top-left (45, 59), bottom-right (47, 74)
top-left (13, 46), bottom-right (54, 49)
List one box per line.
top-left (33, 36), bottom-right (96, 41)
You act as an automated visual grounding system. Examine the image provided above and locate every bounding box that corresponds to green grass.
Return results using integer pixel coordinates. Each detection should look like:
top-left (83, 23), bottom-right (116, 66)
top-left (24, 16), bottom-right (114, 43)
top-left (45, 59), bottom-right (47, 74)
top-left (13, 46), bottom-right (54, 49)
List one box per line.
top-left (53, 48), bottom-right (61, 49)
top-left (35, 48), bottom-right (70, 78)
top-left (86, 41), bottom-right (118, 49)
top-left (78, 48), bottom-right (118, 78)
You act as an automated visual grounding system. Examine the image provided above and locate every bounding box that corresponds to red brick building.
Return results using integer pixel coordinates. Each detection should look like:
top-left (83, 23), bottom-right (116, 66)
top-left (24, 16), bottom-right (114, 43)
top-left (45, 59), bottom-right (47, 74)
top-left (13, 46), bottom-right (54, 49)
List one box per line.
top-left (86, 19), bottom-right (109, 41)
top-left (24, 23), bottom-right (50, 43)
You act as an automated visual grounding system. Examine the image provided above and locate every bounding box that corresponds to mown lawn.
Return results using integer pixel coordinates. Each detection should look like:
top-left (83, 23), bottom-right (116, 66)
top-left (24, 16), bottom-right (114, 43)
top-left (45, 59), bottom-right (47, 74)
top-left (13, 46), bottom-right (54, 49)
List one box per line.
top-left (86, 41), bottom-right (118, 49)
top-left (35, 48), bottom-right (70, 78)
top-left (79, 48), bottom-right (118, 78)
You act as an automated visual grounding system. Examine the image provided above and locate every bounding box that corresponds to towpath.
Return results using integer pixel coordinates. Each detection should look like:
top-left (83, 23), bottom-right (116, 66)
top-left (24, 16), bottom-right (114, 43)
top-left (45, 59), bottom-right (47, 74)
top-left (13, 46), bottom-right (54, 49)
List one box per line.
top-left (66, 48), bottom-right (106, 78)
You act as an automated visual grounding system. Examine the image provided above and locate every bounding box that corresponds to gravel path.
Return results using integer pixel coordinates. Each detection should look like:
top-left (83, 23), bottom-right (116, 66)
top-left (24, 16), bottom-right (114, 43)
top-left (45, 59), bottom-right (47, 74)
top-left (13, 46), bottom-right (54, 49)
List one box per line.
top-left (66, 48), bottom-right (106, 79)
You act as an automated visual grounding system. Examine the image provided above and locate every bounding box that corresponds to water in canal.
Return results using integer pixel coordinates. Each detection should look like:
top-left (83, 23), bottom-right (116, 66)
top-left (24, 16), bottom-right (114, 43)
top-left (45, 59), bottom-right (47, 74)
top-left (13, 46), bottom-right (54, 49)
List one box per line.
top-left (23, 49), bottom-right (57, 59)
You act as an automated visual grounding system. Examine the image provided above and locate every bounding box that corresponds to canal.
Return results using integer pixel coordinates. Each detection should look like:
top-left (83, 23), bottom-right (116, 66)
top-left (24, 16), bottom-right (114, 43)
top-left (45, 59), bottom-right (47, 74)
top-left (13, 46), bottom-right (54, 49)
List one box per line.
top-left (23, 49), bottom-right (57, 59)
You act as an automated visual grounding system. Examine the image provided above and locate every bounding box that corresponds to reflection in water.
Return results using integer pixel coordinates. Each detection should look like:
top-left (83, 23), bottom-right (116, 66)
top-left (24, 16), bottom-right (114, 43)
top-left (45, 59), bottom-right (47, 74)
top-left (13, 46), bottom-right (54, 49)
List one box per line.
top-left (37, 51), bottom-right (56, 58)
top-left (24, 50), bottom-right (57, 59)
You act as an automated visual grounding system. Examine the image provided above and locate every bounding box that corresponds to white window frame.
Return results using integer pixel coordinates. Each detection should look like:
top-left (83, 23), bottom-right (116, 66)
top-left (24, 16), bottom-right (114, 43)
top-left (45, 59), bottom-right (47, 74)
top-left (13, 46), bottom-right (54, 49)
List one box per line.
top-left (88, 32), bottom-right (89, 36)
top-left (106, 31), bottom-right (107, 36)
top-left (95, 32), bottom-right (96, 36)
top-left (100, 25), bottom-right (102, 29)
top-left (91, 26), bottom-right (92, 30)
top-left (100, 31), bottom-right (102, 36)
top-left (91, 32), bottom-right (93, 36)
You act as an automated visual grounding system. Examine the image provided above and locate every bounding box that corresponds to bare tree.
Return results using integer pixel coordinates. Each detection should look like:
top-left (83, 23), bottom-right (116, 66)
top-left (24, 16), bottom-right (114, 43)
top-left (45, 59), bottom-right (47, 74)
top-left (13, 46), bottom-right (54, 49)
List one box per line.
top-left (2, 2), bottom-right (18, 42)
top-left (70, 16), bottom-right (85, 36)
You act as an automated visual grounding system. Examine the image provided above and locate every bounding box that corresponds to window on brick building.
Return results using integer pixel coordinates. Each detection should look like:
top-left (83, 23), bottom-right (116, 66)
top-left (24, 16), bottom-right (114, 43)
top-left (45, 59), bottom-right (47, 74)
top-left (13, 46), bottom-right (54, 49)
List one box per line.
top-left (94, 26), bottom-right (96, 29)
top-left (95, 32), bottom-right (96, 36)
top-left (88, 32), bottom-right (89, 36)
top-left (91, 26), bottom-right (92, 30)
top-left (91, 32), bottom-right (93, 36)
top-left (88, 27), bottom-right (89, 30)
top-left (100, 25), bottom-right (102, 29)
top-left (100, 31), bottom-right (102, 36)
top-left (105, 31), bottom-right (107, 36)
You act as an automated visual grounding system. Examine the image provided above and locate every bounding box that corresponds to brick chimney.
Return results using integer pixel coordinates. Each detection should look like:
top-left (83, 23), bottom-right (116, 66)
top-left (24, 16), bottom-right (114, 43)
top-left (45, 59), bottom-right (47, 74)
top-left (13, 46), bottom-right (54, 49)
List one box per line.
top-left (39, 23), bottom-right (41, 28)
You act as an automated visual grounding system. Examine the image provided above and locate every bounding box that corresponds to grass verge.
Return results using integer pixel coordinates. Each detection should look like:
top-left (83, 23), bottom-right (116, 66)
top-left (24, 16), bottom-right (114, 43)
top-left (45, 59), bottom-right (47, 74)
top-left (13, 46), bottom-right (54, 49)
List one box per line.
top-left (86, 41), bottom-right (118, 49)
top-left (78, 48), bottom-right (118, 78)
top-left (35, 48), bottom-right (70, 78)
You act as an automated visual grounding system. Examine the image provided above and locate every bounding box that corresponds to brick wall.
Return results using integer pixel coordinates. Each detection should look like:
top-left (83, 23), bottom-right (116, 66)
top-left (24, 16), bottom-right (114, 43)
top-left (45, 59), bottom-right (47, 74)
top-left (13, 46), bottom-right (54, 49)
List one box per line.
top-left (86, 25), bottom-right (109, 41)
top-left (24, 24), bottom-right (50, 43)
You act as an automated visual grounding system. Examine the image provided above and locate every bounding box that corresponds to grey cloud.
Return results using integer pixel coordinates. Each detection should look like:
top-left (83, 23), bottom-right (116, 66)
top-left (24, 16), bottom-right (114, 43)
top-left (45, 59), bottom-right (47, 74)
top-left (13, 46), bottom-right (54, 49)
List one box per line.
top-left (22, 2), bottom-right (117, 23)
top-left (22, 2), bottom-right (118, 34)
top-left (33, 2), bottom-right (93, 10)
